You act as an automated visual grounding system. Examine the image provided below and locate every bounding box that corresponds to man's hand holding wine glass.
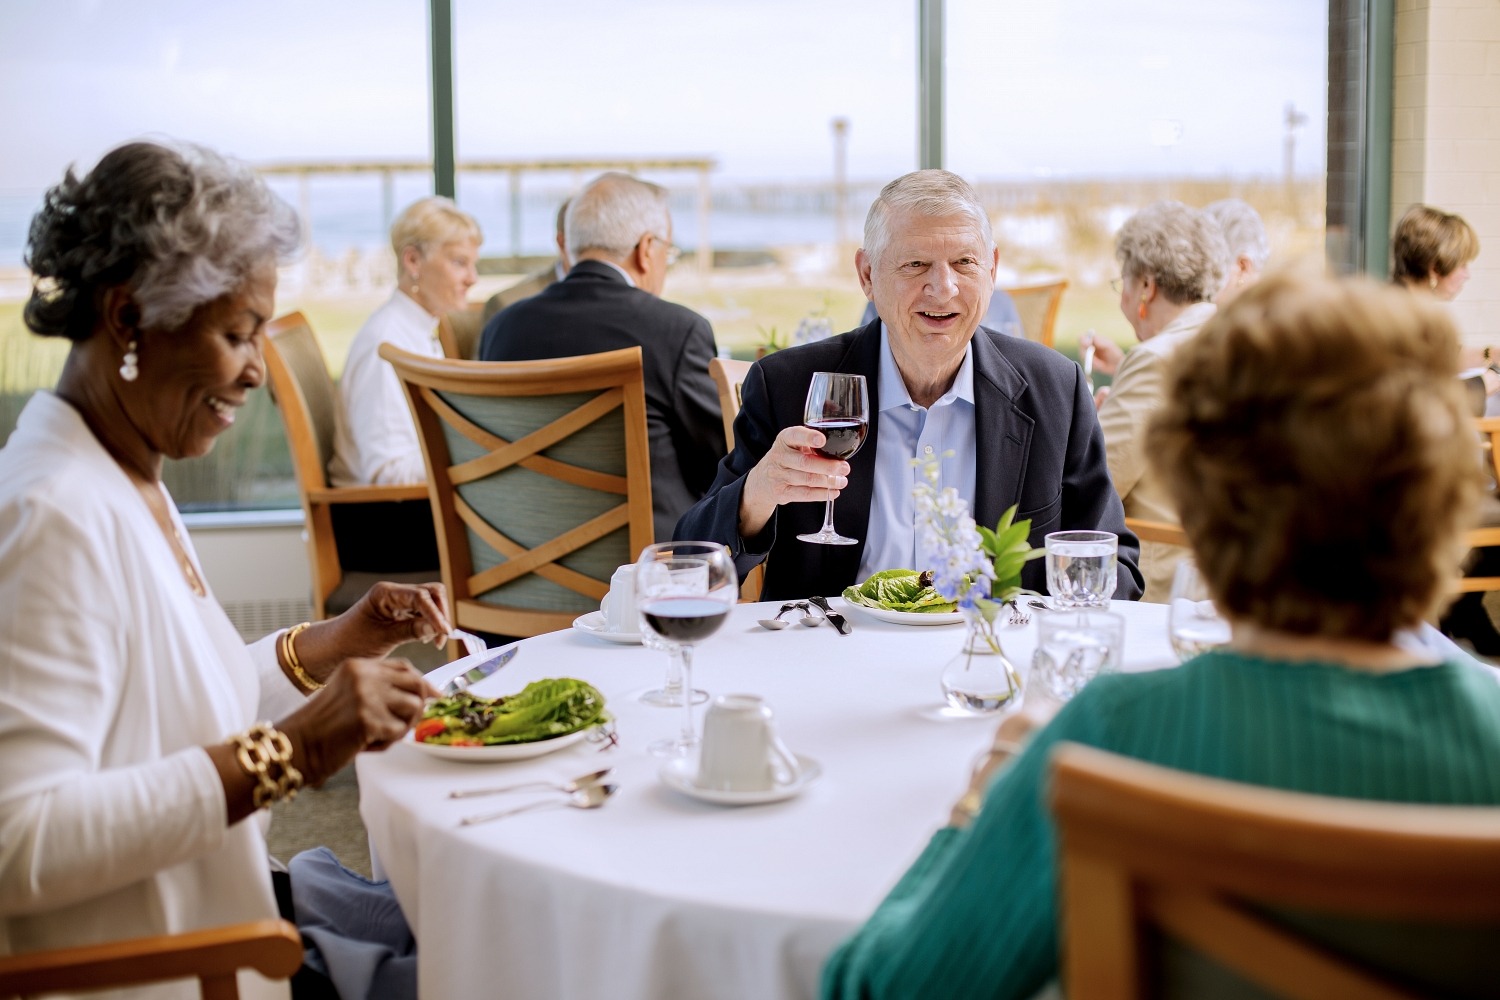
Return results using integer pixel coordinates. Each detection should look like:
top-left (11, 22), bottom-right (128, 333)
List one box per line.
top-left (737, 425), bottom-right (852, 537)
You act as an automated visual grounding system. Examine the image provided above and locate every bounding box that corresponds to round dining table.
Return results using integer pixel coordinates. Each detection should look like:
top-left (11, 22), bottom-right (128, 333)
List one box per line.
top-left (356, 598), bottom-right (1178, 1000)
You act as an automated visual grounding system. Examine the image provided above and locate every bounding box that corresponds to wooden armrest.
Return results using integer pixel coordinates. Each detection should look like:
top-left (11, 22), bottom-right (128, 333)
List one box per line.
top-left (1123, 517), bottom-right (1189, 548)
top-left (307, 484), bottom-right (429, 504)
top-left (0, 919), bottom-right (302, 997)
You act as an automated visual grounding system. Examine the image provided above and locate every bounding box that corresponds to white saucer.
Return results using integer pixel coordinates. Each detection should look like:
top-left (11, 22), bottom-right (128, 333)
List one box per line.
top-left (405, 728), bottom-right (589, 762)
top-left (572, 610), bottom-right (641, 645)
top-left (659, 754), bottom-right (821, 806)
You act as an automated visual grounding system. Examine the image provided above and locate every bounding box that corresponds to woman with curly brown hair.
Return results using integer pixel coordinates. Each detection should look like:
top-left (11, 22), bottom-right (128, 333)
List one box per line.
top-left (824, 271), bottom-right (1500, 1000)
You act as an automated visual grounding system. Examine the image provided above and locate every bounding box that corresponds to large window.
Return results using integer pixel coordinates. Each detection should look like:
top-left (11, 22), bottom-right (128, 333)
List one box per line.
top-left (946, 0), bottom-right (1329, 365)
top-left (1, 1), bottom-right (1336, 511)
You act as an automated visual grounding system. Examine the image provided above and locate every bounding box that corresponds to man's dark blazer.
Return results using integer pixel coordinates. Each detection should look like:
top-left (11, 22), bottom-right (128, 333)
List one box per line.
top-left (478, 260), bottom-right (727, 542)
top-left (674, 319), bottom-right (1143, 602)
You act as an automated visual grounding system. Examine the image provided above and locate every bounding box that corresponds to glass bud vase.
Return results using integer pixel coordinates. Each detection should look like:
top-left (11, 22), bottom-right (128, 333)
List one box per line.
top-left (941, 603), bottom-right (1024, 715)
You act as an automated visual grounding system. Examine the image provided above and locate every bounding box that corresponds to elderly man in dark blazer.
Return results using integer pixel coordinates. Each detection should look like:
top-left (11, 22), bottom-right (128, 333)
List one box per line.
top-left (479, 172), bottom-right (726, 542)
top-left (676, 170), bottom-right (1141, 602)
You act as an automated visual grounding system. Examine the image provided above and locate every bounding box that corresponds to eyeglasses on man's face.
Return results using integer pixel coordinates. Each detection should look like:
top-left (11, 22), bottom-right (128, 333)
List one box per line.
top-left (636, 232), bottom-right (681, 266)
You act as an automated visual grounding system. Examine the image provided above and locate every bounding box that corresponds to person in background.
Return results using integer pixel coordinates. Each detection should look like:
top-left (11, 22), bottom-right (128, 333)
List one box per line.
top-left (479, 172), bottom-right (725, 542)
top-left (1204, 197), bottom-right (1269, 303)
top-left (676, 169), bottom-right (1141, 601)
top-left (482, 198), bottom-right (571, 323)
top-left (1093, 201), bottom-right (1227, 601)
top-left (2, 140), bottom-right (451, 1000)
top-left (822, 271), bottom-right (1500, 1000)
top-left (331, 196), bottom-right (480, 488)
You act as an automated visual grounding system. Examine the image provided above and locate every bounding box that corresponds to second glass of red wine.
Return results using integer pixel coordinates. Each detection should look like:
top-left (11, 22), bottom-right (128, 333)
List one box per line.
top-left (797, 371), bottom-right (870, 546)
top-left (634, 541), bottom-right (739, 757)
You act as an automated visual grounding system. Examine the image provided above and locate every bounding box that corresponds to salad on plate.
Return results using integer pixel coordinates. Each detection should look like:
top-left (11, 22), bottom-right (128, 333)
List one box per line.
top-left (414, 678), bottom-right (607, 747)
top-left (842, 569), bottom-right (956, 614)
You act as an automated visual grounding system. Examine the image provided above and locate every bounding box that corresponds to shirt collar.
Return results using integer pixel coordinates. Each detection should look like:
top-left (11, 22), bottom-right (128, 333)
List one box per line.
top-left (877, 323), bottom-right (976, 413)
top-left (591, 259), bottom-right (636, 288)
top-left (392, 288), bottom-right (440, 329)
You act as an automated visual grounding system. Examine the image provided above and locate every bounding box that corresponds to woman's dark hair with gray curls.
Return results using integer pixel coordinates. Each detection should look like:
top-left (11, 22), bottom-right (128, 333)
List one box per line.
top-left (23, 140), bottom-right (302, 342)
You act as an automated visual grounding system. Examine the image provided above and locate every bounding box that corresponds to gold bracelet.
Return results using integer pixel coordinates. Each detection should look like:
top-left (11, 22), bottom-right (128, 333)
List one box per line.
top-left (279, 621), bottom-right (321, 693)
top-left (227, 722), bottom-right (304, 809)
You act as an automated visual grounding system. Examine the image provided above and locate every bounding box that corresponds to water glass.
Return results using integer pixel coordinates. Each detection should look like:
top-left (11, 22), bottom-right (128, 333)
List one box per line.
top-left (1167, 558), bottom-right (1231, 662)
top-left (1032, 610), bottom-right (1124, 701)
top-left (1045, 530), bottom-right (1118, 608)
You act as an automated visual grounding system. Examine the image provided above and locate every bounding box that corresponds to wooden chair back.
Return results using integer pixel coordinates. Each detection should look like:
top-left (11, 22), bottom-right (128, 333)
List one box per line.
top-left (1123, 516), bottom-right (1188, 549)
top-left (1050, 742), bottom-right (1500, 1000)
top-left (1002, 279), bottom-right (1069, 349)
top-left (705, 356), bottom-right (764, 601)
top-left (0, 919), bottom-right (302, 1000)
top-left (381, 344), bottom-right (655, 638)
top-left (437, 302), bottom-right (485, 360)
top-left (263, 312), bottom-right (430, 619)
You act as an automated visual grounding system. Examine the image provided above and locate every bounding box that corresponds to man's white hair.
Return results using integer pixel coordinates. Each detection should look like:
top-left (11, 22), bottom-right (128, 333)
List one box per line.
top-left (862, 169), bottom-right (994, 265)
top-left (566, 172), bottom-right (671, 259)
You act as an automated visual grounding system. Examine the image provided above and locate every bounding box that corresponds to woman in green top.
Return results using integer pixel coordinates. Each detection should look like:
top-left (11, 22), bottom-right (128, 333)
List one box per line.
top-left (822, 272), bottom-right (1500, 1000)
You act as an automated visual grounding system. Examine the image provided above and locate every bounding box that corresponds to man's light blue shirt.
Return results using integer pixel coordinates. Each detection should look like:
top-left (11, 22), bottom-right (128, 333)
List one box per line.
top-left (855, 326), bottom-right (978, 581)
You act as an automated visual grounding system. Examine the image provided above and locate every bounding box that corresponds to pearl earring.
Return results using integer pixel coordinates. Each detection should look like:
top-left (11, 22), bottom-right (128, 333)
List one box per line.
top-left (119, 339), bottom-right (139, 382)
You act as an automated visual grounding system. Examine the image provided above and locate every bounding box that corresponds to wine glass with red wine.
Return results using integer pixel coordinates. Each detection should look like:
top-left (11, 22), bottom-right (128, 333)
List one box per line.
top-left (634, 541), bottom-right (739, 757)
top-left (796, 371), bottom-right (869, 546)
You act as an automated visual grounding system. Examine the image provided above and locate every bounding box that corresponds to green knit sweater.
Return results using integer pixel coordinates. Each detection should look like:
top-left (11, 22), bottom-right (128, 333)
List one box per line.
top-left (821, 651), bottom-right (1500, 1000)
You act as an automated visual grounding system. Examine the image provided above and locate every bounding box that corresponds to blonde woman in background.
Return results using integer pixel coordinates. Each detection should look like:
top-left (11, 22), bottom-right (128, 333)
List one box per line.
top-left (332, 196), bottom-right (480, 487)
top-left (328, 197), bottom-right (481, 570)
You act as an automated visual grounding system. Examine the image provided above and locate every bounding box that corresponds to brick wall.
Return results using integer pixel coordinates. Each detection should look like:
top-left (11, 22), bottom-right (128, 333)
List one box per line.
top-left (1393, 0), bottom-right (1500, 344)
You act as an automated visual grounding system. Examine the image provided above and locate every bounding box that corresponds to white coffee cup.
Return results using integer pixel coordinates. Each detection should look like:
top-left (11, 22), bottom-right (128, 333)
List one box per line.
top-left (600, 564), bottom-right (637, 633)
top-left (696, 694), bottom-right (802, 792)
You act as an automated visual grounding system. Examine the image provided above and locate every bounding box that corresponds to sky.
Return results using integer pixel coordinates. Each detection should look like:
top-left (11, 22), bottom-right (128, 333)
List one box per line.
top-left (0, 0), bottom-right (1327, 192)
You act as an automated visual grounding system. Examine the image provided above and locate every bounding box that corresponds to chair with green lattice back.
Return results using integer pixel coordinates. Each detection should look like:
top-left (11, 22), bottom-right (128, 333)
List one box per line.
top-left (379, 344), bottom-right (655, 641)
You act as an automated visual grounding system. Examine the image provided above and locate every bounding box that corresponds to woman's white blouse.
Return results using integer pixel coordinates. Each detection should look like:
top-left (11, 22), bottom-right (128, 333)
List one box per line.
top-left (0, 392), bottom-right (304, 1000)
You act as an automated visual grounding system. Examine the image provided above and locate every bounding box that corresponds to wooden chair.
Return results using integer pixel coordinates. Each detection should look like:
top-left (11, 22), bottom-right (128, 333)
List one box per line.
top-left (1455, 416), bottom-right (1500, 593)
top-left (263, 312), bottom-right (435, 619)
top-left (0, 919), bottom-right (302, 1000)
top-left (1123, 516), bottom-right (1188, 549)
top-left (437, 302), bottom-right (485, 360)
top-left (706, 356), bottom-right (764, 602)
top-left (1050, 742), bottom-right (1500, 1000)
top-left (380, 344), bottom-right (655, 638)
top-left (1002, 279), bottom-right (1068, 349)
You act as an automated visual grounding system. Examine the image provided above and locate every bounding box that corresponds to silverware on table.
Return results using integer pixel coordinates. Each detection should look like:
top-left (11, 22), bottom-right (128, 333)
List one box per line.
top-left (757, 602), bottom-right (808, 631)
top-left (440, 645), bottom-right (518, 697)
top-left (450, 767), bottom-right (614, 800)
top-left (1007, 602), bottom-right (1031, 627)
top-left (807, 596), bottom-right (852, 635)
top-left (460, 782), bottom-right (618, 826)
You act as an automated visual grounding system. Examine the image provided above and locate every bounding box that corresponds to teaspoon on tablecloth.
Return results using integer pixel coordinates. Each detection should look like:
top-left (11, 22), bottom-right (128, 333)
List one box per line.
top-left (449, 767), bottom-right (614, 800)
top-left (757, 602), bottom-right (805, 631)
top-left (460, 783), bottom-right (618, 826)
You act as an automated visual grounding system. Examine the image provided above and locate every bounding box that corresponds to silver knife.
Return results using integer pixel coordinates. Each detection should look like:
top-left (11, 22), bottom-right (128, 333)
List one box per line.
top-left (808, 595), bottom-right (852, 635)
top-left (440, 646), bottom-right (518, 697)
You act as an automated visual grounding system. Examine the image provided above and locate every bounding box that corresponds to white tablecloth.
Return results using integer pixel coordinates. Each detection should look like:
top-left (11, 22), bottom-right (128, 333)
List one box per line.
top-left (357, 599), bottom-right (1177, 1000)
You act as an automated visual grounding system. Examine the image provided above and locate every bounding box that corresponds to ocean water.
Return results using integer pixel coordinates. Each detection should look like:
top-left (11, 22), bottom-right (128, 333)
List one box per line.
top-left (0, 174), bottom-right (858, 269)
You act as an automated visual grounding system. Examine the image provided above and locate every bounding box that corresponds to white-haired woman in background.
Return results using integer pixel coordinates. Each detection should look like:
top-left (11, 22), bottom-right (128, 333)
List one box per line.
top-left (1204, 197), bottom-right (1269, 303)
top-left (1090, 201), bottom-right (1228, 601)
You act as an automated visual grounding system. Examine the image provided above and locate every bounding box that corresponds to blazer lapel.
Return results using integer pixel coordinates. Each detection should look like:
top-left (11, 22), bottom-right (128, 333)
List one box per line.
top-left (971, 331), bottom-right (1034, 528)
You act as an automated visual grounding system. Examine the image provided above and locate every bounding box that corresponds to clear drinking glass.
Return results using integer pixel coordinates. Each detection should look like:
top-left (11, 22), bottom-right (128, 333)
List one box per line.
top-left (796, 371), bottom-right (869, 546)
top-left (1032, 610), bottom-right (1125, 701)
top-left (1044, 530), bottom-right (1118, 608)
top-left (1167, 558), bottom-right (1231, 662)
top-left (634, 542), bottom-right (738, 757)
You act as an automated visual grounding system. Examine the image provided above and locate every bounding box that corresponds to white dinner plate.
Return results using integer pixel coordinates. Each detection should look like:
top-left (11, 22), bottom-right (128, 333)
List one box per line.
top-left (572, 610), bottom-right (641, 645)
top-left (844, 603), bottom-right (965, 626)
top-left (405, 728), bottom-right (589, 762)
top-left (659, 754), bottom-right (822, 806)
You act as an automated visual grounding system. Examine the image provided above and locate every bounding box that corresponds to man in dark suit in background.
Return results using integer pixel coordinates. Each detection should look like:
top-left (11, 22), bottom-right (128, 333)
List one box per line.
top-left (479, 172), bottom-right (726, 542)
top-left (481, 198), bottom-right (571, 323)
top-left (676, 169), bottom-right (1142, 601)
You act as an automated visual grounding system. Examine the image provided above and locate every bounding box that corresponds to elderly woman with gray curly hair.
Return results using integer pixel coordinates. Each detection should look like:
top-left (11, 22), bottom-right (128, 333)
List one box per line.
top-left (0, 141), bottom-right (452, 1000)
top-left (1084, 201), bottom-right (1228, 601)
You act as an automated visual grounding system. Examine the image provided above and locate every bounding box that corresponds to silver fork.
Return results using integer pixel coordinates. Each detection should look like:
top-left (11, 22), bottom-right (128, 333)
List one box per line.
top-left (1007, 601), bottom-right (1031, 627)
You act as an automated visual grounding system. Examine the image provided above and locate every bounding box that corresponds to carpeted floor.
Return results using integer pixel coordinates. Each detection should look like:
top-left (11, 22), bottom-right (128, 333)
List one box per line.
top-left (265, 639), bottom-right (448, 879)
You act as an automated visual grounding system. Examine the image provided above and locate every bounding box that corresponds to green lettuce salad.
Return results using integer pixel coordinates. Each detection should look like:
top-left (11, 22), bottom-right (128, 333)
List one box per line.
top-left (842, 568), bottom-right (956, 614)
top-left (415, 678), bottom-right (607, 746)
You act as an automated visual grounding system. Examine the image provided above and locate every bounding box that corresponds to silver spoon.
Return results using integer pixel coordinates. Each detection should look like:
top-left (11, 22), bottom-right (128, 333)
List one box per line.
top-left (798, 603), bottom-right (823, 628)
top-left (448, 767), bottom-right (613, 799)
top-left (757, 602), bottom-right (805, 631)
top-left (460, 782), bottom-right (618, 826)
